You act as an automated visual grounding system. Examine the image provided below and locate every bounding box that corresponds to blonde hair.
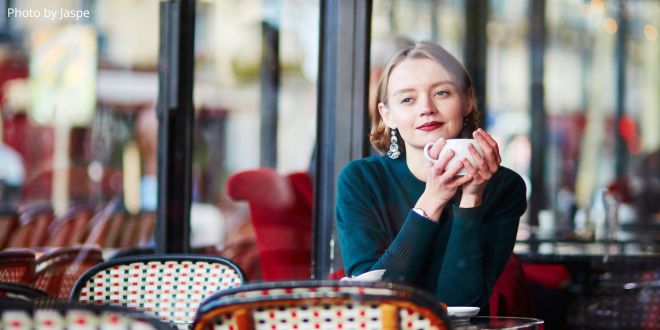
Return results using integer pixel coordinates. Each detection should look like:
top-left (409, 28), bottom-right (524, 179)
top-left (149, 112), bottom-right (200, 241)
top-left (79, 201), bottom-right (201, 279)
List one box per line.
top-left (370, 41), bottom-right (480, 155)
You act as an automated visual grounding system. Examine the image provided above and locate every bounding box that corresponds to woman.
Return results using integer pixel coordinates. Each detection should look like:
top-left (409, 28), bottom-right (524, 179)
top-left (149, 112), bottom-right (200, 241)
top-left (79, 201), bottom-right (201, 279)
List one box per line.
top-left (336, 41), bottom-right (527, 311)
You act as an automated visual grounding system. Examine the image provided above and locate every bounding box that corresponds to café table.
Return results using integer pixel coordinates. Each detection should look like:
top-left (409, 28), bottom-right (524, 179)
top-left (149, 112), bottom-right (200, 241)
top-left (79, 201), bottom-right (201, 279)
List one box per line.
top-left (452, 316), bottom-right (544, 329)
top-left (513, 237), bottom-right (659, 329)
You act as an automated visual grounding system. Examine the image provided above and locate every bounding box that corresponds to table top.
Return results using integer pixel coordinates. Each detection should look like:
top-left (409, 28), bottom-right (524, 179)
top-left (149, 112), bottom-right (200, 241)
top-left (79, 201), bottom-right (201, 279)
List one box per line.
top-left (452, 316), bottom-right (544, 330)
top-left (514, 239), bottom-right (659, 264)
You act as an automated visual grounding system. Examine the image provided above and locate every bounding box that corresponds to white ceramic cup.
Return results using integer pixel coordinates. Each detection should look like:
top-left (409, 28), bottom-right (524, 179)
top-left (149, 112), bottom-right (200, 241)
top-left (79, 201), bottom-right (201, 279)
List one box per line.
top-left (424, 139), bottom-right (484, 175)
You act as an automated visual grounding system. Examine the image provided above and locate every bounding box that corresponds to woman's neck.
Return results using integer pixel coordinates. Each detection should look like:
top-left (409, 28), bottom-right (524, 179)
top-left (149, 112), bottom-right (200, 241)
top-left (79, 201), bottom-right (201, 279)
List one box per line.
top-left (405, 144), bottom-right (428, 182)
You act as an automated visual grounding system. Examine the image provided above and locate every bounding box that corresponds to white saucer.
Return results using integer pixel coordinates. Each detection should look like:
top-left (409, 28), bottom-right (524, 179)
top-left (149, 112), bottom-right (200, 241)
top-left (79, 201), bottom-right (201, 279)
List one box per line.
top-left (447, 306), bottom-right (480, 319)
top-left (339, 269), bottom-right (386, 282)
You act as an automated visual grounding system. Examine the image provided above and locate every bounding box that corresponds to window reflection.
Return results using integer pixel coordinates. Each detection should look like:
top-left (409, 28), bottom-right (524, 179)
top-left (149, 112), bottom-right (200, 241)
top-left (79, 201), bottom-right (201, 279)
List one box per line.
top-left (369, 0), bottom-right (658, 243)
top-left (0, 0), bottom-right (656, 285)
top-left (1, 0), bottom-right (160, 246)
top-left (191, 0), bottom-right (319, 280)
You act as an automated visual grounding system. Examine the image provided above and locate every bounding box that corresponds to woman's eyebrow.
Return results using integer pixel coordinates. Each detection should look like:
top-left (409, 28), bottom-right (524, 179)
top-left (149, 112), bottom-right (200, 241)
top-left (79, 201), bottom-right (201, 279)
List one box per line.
top-left (431, 80), bottom-right (456, 88)
top-left (392, 80), bottom-right (456, 97)
top-left (392, 88), bottom-right (416, 97)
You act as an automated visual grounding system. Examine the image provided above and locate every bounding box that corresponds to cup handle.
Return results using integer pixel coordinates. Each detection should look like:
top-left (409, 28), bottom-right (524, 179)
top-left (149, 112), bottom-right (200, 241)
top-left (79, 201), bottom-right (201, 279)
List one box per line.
top-left (424, 143), bottom-right (436, 162)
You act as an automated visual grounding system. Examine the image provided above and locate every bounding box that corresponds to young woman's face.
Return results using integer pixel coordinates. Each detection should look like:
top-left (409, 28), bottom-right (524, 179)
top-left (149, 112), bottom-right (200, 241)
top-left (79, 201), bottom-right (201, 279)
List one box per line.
top-left (379, 58), bottom-right (469, 152)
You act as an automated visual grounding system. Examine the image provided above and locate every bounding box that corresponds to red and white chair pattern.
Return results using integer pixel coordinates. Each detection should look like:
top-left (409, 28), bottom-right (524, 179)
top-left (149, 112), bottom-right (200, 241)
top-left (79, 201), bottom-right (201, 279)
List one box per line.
top-left (193, 281), bottom-right (450, 330)
top-left (70, 255), bottom-right (246, 330)
top-left (0, 251), bottom-right (36, 285)
top-left (0, 301), bottom-right (174, 330)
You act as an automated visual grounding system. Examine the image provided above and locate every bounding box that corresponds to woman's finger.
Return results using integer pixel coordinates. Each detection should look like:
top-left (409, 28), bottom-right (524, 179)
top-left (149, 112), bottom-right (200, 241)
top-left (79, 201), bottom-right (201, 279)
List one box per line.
top-left (478, 129), bottom-right (497, 148)
top-left (462, 159), bottom-right (482, 181)
top-left (473, 131), bottom-right (495, 162)
top-left (440, 159), bottom-right (464, 180)
top-left (448, 173), bottom-right (473, 188)
top-left (467, 144), bottom-right (492, 173)
top-left (433, 148), bottom-right (455, 175)
top-left (428, 138), bottom-right (446, 161)
top-left (471, 134), bottom-right (498, 173)
top-left (477, 129), bottom-right (502, 164)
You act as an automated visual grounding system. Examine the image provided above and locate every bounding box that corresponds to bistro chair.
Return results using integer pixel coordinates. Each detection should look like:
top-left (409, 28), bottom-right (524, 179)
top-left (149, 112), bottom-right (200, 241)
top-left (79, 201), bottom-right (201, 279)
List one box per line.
top-left (193, 280), bottom-right (451, 330)
top-left (117, 211), bottom-right (156, 248)
top-left (0, 250), bottom-right (36, 285)
top-left (0, 204), bottom-right (19, 249)
top-left (226, 169), bottom-right (313, 280)
top-left (0, 282), bottom-right (49, 301)
top-left (33, 247), bottom-right (104, 300)
top-left (70, 254), bottom-right (247, 330)
top-left (0, 300), bottom-right (175, 330)
top-left (107, 247), bottom-right (155, 259)
top-left (84, 199), bottom-right (127, 248)
top-left (194, 239), bottom-right (262, 282)
top-left (43, 203), bottom-right (97, 247)
top-left (7, 203), bottom-right (54, 248)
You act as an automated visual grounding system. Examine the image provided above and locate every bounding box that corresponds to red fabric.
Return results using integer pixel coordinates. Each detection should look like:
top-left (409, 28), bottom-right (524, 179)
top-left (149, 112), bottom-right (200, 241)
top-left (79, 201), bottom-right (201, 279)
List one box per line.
top-left (521, 263), bottom-right (571, 290)
top-left (0, 61), bottom-right (28, 105)
top-left (33, 247), bottom-right (103, 299)
top-left (328, 268), bottom-right (346, 280)
top-left (227, 169), bottom-right (313, 280)
top-left (0, 251), bottom-right (36, 284)
top-left (489, 254), bottom-right (535, 317)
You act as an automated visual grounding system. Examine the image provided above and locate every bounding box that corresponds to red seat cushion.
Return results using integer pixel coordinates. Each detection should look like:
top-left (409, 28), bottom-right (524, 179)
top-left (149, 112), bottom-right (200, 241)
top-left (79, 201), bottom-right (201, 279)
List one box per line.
top-left (227, 169), bottom-right (313, 280)
top-left (521, 263), bottom-right (571, 290)
top-left (489, 254), bottom-right (535, 317)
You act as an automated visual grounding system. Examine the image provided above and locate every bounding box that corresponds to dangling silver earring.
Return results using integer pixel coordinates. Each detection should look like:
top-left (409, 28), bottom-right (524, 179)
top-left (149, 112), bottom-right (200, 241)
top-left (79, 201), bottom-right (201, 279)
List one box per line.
top-left (387, 128), bottom-right (401, 159)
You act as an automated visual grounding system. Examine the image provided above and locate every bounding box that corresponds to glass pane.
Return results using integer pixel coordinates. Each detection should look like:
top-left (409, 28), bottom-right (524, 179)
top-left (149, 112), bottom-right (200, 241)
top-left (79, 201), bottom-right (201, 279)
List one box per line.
top-left (366, 0), bottom-right (659, 243)
top-left (0, 0), bottom-right (319, 285)
top-left (0, 0), bottom-right (160, 298)
top-left (345, 1), bottom-right (658, 327)
top-left (544, 0), bottom-right (659, 241)
top-left (1, 0), bottom-right (159, 237)
top-left (190, 0), bottom-right (319, 280)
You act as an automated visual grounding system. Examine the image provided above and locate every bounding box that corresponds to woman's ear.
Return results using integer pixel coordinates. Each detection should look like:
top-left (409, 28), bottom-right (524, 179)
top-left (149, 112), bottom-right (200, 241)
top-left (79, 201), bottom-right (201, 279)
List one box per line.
top-left (463, 87), bottom-right (476, 116)
top-left (378, 102), bottom-right (395, 129)
top-left (463, 103), bottom-right (473, 116)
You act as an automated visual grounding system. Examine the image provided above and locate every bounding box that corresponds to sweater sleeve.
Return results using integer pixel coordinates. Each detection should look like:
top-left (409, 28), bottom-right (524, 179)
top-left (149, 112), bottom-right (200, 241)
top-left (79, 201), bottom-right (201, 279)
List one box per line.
top-left (336, 161), bottom-right (442, 282)
top-left (435, 168), bottom-right (527, 309)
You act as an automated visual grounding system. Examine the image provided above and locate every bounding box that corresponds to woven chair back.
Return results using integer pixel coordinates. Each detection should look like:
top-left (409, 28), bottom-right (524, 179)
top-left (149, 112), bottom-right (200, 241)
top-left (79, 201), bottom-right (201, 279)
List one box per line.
top-left (193, 281), bottom-right (450, 330)
top-left (70, 255), bottom-right (247, 330)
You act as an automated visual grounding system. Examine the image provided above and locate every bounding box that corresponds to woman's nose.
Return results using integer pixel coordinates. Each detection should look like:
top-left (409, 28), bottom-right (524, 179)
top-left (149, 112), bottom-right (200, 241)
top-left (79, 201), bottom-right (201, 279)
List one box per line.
top-left (419, 96), bottom-right (437, 115)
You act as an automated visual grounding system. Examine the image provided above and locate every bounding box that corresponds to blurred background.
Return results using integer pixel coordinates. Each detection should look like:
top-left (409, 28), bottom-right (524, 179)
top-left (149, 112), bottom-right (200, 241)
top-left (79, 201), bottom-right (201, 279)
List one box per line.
top-left (0, 0), bottom-right (657, 328)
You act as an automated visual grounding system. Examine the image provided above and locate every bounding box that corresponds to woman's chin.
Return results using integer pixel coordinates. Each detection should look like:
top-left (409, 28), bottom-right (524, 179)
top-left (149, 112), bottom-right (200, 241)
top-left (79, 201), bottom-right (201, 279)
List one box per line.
top-left (419, 132), bottom-right (453, 143)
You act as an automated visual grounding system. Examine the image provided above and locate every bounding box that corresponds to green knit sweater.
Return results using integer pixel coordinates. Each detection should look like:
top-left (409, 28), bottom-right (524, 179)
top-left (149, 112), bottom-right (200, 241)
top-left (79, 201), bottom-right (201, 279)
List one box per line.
top-left (336, 155), bottom-right (526, 310)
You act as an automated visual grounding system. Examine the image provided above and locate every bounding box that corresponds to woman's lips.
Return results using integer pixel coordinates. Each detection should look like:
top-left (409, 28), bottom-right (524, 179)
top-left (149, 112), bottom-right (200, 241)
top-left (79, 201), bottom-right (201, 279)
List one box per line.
top-left (417, 121), bottom-right (444, 131)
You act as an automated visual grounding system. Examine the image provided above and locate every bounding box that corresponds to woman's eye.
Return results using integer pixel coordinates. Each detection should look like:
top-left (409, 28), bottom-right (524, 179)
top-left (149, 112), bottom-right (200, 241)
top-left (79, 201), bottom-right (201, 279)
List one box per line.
top-left (401, 97), bottom-right (413, 104)
top-left (434, 90), bottom-right (449, 97)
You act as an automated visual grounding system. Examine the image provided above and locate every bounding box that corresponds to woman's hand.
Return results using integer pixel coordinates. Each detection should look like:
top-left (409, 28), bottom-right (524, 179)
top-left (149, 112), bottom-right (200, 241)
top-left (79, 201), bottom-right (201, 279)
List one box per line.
top-left (416, 138), bottom-right (473, 220)
top-left (460, 129), bottom-right (501, 206)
